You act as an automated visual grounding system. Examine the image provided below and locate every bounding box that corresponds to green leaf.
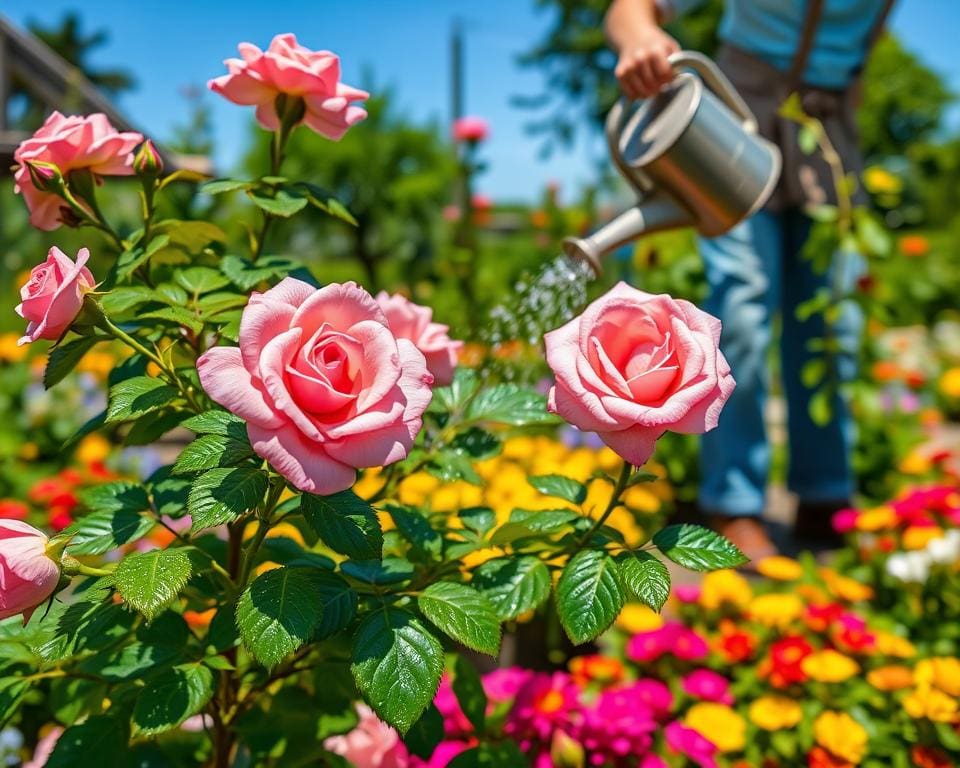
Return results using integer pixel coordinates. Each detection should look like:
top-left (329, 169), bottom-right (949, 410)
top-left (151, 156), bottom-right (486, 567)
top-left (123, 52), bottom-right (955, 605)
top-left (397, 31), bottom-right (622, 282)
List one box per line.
top-left (46, 715), bottom-right (130, 768)
top-left (450, 427), bottom-right (501, 460)
top-left (114, 548), bottom-right (192, 621)
top-left (351, 608), bottom-right (443, 734)
top-left (471, 556), bottom-right (551, 620)
top-left (64, 509), bottom-right (156, 556)
top-left (427, 451), bottom-right (482, 485)
top-left (115, 234), bottom-right (171, 279)
top-left (236, 567), bottom-right (325, 668)
top-left (175, 266), bottom-right (232, 294)
top-left (248, 188), bottom-right (309, 217)
top-left (132, 663), bottom-right (215, 736)
top-left (188, 467), bottom-right (268, 531)
top-left (452, 654), bottom-right (487, 733)
top-left (106, 376), bottom-right (178, 423)
top-left (99, 286), bottom-right (162, 315)
top-left (617, 552), bottom-right (671, 612)
top-left (182, 409), bottom-right (247, 439)
top-left (221, 254), bottom-right (303, 291)
top-left (314, 571), bottom-right (358, 640)
top-left (528, 474), bottom-right (587, 504)
top-left (123, 409), bottom-right (187, 446)
top-left (418, 582), bottom-right (501, 656)
top-left (447, 743), bottom-right (527, 768)
top-left (201, 178), bottom-right (253, 195)
top-left (301, 491), bottom-right (382, 560)
top-left (555, 550), bottom-right (625, 644)
top-left (387, 504), bottom-right (443, 559)
top-left (465, 383), bottom-right (558, 426)
top-left (512, 509), bottom-right (580, 533)
top-left (652, 524), bottom-right (749, 572)
top-left (79, 481), bottom-right (151, 515)
top-left (44, 336), bottom-right (104, 389)
top-left (0, 678), bottom-right (29, 727)
top-left (174, 433), bottom-right (254, 474)
top-left (289, 181), bottom-right (357, 225)
top-left (142, 306), bottom-right (204, 335)
top-left (340, 557), bottom-right (414, 585)
top-left (404, 704), bottom-right (445, 760)
top-left (458, 507), bottom-right (496, 536)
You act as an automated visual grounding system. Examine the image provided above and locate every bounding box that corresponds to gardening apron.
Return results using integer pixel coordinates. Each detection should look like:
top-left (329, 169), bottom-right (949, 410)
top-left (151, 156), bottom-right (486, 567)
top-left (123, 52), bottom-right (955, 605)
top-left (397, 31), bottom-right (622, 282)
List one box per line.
top-left (713, 0), bottom-right (896, 210)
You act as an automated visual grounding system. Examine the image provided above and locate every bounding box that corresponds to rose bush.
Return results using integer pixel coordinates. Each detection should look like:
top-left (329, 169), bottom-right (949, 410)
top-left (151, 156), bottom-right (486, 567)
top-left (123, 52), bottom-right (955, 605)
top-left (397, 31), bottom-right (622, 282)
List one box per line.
top-left (0, 33), bottom-right (746, 768)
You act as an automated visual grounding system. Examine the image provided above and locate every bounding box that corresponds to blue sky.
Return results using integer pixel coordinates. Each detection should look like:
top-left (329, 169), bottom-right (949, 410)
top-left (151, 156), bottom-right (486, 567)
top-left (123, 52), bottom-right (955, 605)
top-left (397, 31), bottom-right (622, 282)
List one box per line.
top-left (5, 0), bottom-right (958, 203)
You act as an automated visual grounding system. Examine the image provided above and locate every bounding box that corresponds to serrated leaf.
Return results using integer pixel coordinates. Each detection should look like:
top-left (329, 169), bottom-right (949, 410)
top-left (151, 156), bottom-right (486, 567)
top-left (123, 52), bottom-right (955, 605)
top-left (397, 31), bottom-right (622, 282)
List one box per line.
top-left (418, 582), bottom-right (501, 656)
top-left (351, 608), bottom-right (443, 734)
top-left (248, 188), bottom-right (308, 217)
top-left (64, 509), bottom-right (156, 556)
top-left (79, 481), bottom-right (151, 515)
top-left (175, 266), bottom-right (231, 294)
top-left (188, 467), bottom-right (268, 531)
top-left (114, 548), bottom-right (191, 621)
top-left (652, 524), bottom-right (749, 571)
top-left (237, 567), bottom-right (325, 668)
top-left (182, 409), bottom-right (248, 439)
top-left (314, 571), bottom-right (358, 640)
top-left (99, 286), bottom-right (162, 315)
top-left (387, 504), bottom-right (442, 559)
top-left (617, 552), bottom-right (671, 612)
top-left (46, 715), bottom-right (130, 767)
top-left (44, 336), bottom-right (104, 389)
top-left (471, 556), bottom-right (551, 620)
top-left (201, 178), bottom-right (252, 194)
top-left (528, 474), bottom-right (587, 504)
top-left (142, 306), bottom-right (204, 335)
top-left (464, 383), bottom-right (558, 426)
top-left (221, 254), bottom-right (302, 291)
top-left (106, 376), bottom-right (178, 423)
top-left (555, 550), bottom-right (625, 644)
top-left (290, 181), bottom-right (357, 225)
top-left (512, 509), bottom-right (580, 533)
top-left (301, 491), bottom-right (382, 560)
top-left (339, 558), bottom-right (414, 585)
top-left (132, 664), bottom-right (214, 736)
top-left (174, 433), bottom-right (254, 474)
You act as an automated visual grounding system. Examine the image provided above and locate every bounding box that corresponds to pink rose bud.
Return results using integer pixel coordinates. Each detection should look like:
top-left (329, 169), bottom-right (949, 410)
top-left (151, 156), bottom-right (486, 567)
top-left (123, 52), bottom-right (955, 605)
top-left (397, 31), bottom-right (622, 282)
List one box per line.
top-left (209, 34), bottom-right (368, 140)
top-left (452, 116), bottom-right (489, 143)
top-left (134, 139), bottom-right (164, 177)
top-left (545, 282), bottom-right (735, 466)
top-left (375, 292), bottom-right (463, 386)
top-left (25, 160), bottom-right (64, 194)
top-left (197, 280), bottom-right (434, 495)
top-left (14, 112), bottom-right (143, 231)
top-left (0, 520), bottom-right (62, 623)
top-left (16, 247), bottom-right (97, 346)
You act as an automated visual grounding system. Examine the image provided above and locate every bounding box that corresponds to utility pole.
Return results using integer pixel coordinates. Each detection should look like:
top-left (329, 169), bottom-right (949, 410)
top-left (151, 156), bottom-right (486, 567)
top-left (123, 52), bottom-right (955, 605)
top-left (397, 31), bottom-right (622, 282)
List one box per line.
top-left (450, 18), bottom-right (464, 123)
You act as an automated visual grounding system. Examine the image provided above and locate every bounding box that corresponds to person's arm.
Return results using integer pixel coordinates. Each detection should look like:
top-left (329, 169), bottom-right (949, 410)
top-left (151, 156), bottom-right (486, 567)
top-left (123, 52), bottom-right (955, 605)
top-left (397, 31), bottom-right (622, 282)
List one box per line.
top-left (604, 0), bottom-right (680, 99)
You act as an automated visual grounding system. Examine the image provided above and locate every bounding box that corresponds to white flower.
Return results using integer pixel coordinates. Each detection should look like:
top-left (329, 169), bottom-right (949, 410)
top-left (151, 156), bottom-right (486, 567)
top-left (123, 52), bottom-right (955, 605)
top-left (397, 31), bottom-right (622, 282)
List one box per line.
top-left (886, 551), bottom-right (932, 583)
top-left (927, 530), bottom-right (960, 565)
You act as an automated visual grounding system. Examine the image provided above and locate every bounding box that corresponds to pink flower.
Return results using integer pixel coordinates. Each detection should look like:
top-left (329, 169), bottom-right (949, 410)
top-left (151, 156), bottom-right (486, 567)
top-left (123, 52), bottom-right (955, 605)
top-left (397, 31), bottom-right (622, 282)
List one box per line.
top-left (665, 721), bottom-right (718, 768)
top-left (452, 116), bottom-right (489, 143)
top-left (630, 679), bottom-right (674, 720)
top-left (410, 741), bottom-right (472, 768)
top-left (197, 279), bottom-right (433, 495)
top-left (0, 520), bottom-right (61, 623)
top-left (504, 672), bottom-right (580, 749)
top-left (24, 727), bottom-right (63, 768)
top-left (13, 112), bottom-right (143, 230)
top-left (209, 33), bottom-right (368, 140)
top-left (324, 704), bottom-right (409, 768)
top-left (376, 292), bottom-right (462, 386)
top-left (832, 507), bottom-right (859, 534)
top-left (576, 683), bottom-right (659, 763)
top-left (433, 674), bottom-right (472, 737)
top-left (681, 670), bottom-right (733, 705)
top-left (544, 282), bottom-right (735, 465)
top-left (627, 622), bottom-right (708, 663)
top-left (16, 247), bottom-right (96, 346)
top-left (483, 667), bottom-right (535, 704)
top-left (674, 584), bottom-right (702, 603)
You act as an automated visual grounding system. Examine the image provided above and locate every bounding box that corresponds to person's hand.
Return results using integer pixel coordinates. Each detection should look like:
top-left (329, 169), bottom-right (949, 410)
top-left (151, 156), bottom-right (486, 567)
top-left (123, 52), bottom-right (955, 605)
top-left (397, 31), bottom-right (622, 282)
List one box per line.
top-left (614, 27), bottom-right (680, 100)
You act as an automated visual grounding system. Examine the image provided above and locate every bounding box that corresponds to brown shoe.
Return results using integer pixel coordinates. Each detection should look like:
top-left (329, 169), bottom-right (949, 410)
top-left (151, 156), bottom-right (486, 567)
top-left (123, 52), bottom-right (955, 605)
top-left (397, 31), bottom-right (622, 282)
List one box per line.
top-left (709, 515), bottom-right (778, 567)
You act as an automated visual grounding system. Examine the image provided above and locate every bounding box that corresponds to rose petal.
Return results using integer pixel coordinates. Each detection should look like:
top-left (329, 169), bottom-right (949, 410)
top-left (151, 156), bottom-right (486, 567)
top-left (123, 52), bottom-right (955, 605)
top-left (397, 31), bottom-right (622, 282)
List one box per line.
top-left (248, 423), bottom-right (355, 495)
top-left (196, 347), bottom-right (285, 429)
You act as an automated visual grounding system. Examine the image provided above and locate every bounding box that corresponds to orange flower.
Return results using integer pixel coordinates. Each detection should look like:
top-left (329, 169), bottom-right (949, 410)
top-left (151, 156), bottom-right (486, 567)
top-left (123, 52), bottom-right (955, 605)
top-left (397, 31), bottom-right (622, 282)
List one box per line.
top-left (911, 745), bottom-right (952, 768)
top-left (899, 234), bottom-right (929, 258)
top-left (714, 619), bottom-right (756, 663)
top-left (820, 568), bottom-right (874, 603)
top-left (183, 608), bottom-right (216, 628)
top-left (853, 506), bottom-right (897, 533)
top-left (871, 360), bottom-right (901, 383)
top-left (867, 665), bottom-right (914, 691)
top-left (569, 654), bottom-right (625, 686)
top-left (903, 526), bottom-right (944, 550)
top-left (808, 746), bottom-right (854, 768)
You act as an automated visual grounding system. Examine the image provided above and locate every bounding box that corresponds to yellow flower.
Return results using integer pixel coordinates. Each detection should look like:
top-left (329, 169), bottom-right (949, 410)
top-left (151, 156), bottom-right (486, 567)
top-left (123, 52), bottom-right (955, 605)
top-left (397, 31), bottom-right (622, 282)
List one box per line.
top-left (940, 367), bottom-right (960, 399)
top-left (748, 696), bottom-right (803, 731)
top-left (819, 568), bottom-right (874, 603)
top-left (616, 603), bottom-right (664, 634)
top-left (700, 569), bottom-right (752, 611)
top-left (0, 333), bottom-right (28, 363)
top-left (866, 665), bottom-right (915, 691)
top-left (685, 703), bottom-right (746, 753)
top-left (802, 649), bottom-right (860, 683)
top-left (353, 468), bottom-right (385, 501)
top-left (76, 434), bottom-right (112, 464)
top-left (813, 711), bottom-right (868, 765)
top-left (854, 505), bottom-right (897, 532)
top-left (461, 546), bottom-right (503, 570)
top-left (903, 525), bottom-right (944, 550)
top-left (915, 658), bottom-right (960, 697)
top-left (756, 556), bottom-right (804, 581)
top-left (903, 685), bottom-right (959, 723)
top-left (873, 630), bottom-right (916, 659)
top-left (78, 350), bottom-right (122, 380)
top-left (622, 484), bottom-right (662, 514)
top-left (747, 593), bottom-right (804, 630)
top-left (862, 166), bottom-right (902, 195)
top-left (18, 442), bottom-right (39, 461)
top-left (396, 472), bottom-right (440, 506)
top-left (899, 450), bottom-right (932, 476)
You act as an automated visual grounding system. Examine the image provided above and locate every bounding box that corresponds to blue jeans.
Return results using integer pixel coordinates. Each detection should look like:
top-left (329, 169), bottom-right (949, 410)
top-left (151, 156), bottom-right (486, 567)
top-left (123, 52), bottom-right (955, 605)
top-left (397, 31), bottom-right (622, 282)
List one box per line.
top-left (698, 209), bottom-right (861, 517)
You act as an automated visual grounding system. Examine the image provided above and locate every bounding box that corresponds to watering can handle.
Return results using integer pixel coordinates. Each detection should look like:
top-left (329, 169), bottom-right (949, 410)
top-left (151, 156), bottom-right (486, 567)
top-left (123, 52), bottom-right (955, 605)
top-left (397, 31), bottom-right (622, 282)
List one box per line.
top-left (605, 50), bottom-right (759, 193)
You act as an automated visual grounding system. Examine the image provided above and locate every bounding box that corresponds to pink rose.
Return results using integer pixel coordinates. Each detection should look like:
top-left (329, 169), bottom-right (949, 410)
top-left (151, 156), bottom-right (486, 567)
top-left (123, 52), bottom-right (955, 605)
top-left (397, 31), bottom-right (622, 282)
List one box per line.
top-left (14, 112), bottom-right (143, 230)
top-left (23, 726), bottom-right (63, 768)
top-left (452, 116), bottom-right (489, 143)
top-left (209, 33), bottom-right (368, 140)
top-left (16, 247), bottom-right (96, 346)
top-left (376, 292), bottom-right (462, 386)
top-left (324, 704), bottom-right (409, 768)
top-left (544, 282), bottom-right (735, 466)
top-left (197, 279), bottom-right (433, 495)
top-left (0, 520), bottom-right (61, 623)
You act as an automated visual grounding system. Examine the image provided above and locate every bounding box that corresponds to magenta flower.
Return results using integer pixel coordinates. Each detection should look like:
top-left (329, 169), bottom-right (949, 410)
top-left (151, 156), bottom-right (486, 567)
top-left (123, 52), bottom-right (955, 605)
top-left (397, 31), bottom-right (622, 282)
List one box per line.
top-left (681, 670), bottom-right (734, 705)
top-left (631, 679), bottom-right (674, 721)
top-left (627, 621), bottom-right (708, 663)
top-left (452, 116), bottom-right (489, 143)
top-left (674, 584), bottom-right (702, 603)
top-left (433, 674), bottom-right (472, 738)
top-left (832, 507), bottom-right (859, 534)
top-left (483, 667), bottom-right (535, 704)
top-left (504, 672), bottom-right (580, 750)
top-left (576, 683), bottom-right (658, 765)
top-left (665, 721), bottom-right (719, 768)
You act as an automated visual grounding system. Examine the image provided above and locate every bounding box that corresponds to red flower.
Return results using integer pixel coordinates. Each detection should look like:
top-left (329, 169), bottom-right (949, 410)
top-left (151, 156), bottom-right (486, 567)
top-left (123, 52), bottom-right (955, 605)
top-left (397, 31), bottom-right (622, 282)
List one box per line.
top-left (911, 745), bottom-right (953, 768)
top-left (808, 746), bottom-right (853, 768)
top-left (715, 619), bottom-right (756, 663)
top-left (452, 116), bottom-right (489, 143)
top-left (47, 506), bottom-right (73, 532)
top-left (0, 500), bottom-right (29, 521)
top-left (28, 478), bottom-right (77, 511)
top-left (762, 636), bottom-right (813, 688)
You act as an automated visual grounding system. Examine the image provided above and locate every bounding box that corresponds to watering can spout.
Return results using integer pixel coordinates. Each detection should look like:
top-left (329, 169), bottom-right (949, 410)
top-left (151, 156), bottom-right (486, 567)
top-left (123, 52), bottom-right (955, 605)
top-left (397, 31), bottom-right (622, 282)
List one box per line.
top-left (562, 193), bottom-right (693, 276)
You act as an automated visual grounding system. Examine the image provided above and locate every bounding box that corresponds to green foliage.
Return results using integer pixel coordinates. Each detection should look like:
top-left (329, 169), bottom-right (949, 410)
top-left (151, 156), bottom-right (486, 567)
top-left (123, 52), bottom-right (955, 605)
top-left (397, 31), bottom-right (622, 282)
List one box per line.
top-left (114, 549), bottom-right (192, 620)
top-left (418, 582), bottom-right (501, 656)
top-left (653, 524), bottom-right (749, 571)
top-left (105, 376), bottom-right (178, 423)
top-left (174, 433), bottom-right (255, 474)
top-left (301, 490), bottom-right (383, 559)
top-left (617, 551), bottom-right (671, 612)
top-left (472, 557), bottom-right (552, 620)
top-left (528, 474), bottom-right (587, 504)
top-left (555, 550), bottom-right (625, 644)
top-left (187, 467), bottom-right (269, 531)
top-left (132, 663), bottom-right (215, 735)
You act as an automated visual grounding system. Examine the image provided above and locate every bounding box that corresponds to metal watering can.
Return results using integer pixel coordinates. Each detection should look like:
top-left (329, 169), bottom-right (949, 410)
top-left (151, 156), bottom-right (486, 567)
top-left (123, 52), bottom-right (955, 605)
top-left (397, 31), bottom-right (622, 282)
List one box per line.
top-left (563, 51), bottom-right (781, 275)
